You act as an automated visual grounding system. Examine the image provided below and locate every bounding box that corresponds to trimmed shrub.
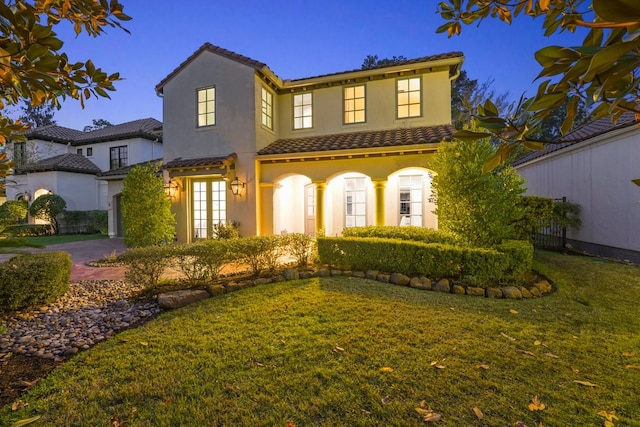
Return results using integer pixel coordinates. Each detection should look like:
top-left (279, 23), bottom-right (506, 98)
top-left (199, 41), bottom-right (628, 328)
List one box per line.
top-left (2, 224), bottom-right (52, 237)
top-left (342, 225), bottom-right (459, 245)
top-left (0, 252), bottom-right (71, 311)
top-left (120, 246), bottom-right (173, 289)
top-left (283, 233), bottom-right (315, 268)
top-left (211, 221), bottom-right (240, 239)
top-left (229, 235), bottom-right (287, 276)
top-left (174, 240), bottom-right (233, 284)
top-left (29, 194), bottom-right (67, 234)
top-left (512, 196), bottom-right (554, 241)
top-left (59, 210), bottom-right (108, 234)
top-left (317, 237), bottom-right (533, 286)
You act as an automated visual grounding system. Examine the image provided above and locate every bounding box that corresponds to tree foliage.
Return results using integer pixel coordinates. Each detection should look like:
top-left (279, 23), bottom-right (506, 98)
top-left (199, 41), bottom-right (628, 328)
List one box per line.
top-left (0, 199), bottom-right (28, 225)
top-left (431, 137), bottom-right (526, 247)
top-left (29, 193), bottom-right (67, 234)
top-left (83, 118), bottom-right (113, 132)
top-left (361, 54), bottom-right (408, 69)
top-left (437, 0), bottom-right (640, 167)
top-left (451, 70), bottom-right (512, 130)
top-left (0, 0), bottom-right (131, 177)
top-left (17, 103), bottom-right (56, 127)
top-left (121, 163), bottom-right (175, 247)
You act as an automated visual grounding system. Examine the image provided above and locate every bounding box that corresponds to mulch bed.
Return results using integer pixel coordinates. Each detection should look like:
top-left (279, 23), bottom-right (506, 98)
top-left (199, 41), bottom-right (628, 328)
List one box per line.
top-left (0, 355), bottom-right (61, 407)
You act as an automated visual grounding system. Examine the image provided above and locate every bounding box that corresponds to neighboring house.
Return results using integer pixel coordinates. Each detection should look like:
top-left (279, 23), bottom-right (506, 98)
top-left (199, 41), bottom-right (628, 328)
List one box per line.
top-left (514, 112), bottom-right (640, 263)
top-left (157, 43), bottom-right (464, 242)
top-left (5, 118), bottom-right (163, 233)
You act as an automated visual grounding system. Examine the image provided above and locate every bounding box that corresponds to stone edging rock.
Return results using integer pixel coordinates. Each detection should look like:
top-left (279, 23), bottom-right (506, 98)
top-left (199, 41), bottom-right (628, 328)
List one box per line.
top-left (158, 267), bottom-right (554, 309)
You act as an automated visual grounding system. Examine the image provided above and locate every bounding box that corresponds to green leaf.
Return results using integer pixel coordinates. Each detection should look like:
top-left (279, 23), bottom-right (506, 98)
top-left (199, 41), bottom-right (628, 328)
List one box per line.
top-left (583, 39), bottom-right (640, 81)
top-left (527, 92), bottom-right (566, 111)
top-left (593, 0), bottom-right (640, 22)
top-left (523, 140), bottom-right (546, 151)
top-left (453, 130), bottom-right (492, 141)
top-left (10, 416), bottom-right (42, 427)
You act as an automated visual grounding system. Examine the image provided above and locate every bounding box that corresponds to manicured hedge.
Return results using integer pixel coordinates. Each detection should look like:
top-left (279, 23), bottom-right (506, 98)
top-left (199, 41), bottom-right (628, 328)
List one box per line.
top-left (2, 224), bottom-right (52, 237)
top-left (342, 225), bottom-right (459, 245)
top-left (317, 237), bottom-right (533, 286)
top-left (120, 246), bottom-right (174, 289)
top-left (174, 240), bottom-right (234, 284)
top-left (0, 252), bottom-right (71, 311)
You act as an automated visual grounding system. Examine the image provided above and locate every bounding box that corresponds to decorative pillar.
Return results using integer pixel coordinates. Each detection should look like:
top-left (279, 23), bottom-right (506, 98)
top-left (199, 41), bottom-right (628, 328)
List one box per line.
top-left (313, 181), bottom-right (326, 235)
top-left (372, 179), bottom-right (387, 226)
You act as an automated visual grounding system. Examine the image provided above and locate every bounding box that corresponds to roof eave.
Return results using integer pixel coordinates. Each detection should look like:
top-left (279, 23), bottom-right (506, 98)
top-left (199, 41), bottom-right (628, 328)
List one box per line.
top-left (257, 142), bottom-right (441, 161)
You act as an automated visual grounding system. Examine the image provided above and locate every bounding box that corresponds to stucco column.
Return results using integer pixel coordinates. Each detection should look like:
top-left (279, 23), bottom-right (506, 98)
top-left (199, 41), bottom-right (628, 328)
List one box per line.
top-left (313, 181), bottom-right (326, 235)
top-left (372, 179), bottom-right (387, 226)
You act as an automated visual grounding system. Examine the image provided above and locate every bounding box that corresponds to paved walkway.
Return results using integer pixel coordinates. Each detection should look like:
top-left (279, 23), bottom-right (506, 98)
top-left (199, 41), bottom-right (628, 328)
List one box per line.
top-left (2, 238), bottom-right (129, 281)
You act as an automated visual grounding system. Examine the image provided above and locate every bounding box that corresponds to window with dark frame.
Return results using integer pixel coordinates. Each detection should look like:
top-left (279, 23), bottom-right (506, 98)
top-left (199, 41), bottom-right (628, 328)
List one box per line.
top-left (87, 147), bottom-right (93, 156)
top-left (109, 145), bottom-right (128, 170)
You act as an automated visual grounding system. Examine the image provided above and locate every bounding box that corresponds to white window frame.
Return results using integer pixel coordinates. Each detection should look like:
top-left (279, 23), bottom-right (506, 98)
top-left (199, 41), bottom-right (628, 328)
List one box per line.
top-left (197, 86), bottom-right (216, 127)
top-left (344, 177), bottom-right (366, 228)
top-left (192, 180), bottom-right (227, 239)
top-left (398, 175), bottom-right (423, 226)
top-left (293, 92), bottom-right (313, 129)
top-left (261, 86), bottom-right (273, 130)
top-left (396, 77), bottom-right (422, 119)
top-left (343, 85), bottom-right (366, 124)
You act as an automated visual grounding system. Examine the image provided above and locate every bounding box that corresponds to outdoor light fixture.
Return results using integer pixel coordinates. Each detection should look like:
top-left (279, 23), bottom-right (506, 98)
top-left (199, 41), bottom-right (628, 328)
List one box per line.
top-left (633, 178), bottom-right (640, 187)
top-left (164, 179), bottom-right (179, 199)
top-left (230, 177), bottom-right (245, 196)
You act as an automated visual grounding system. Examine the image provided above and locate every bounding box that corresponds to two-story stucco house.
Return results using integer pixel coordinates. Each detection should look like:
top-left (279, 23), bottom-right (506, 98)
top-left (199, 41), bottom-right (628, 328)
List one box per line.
top-left (157, 43), bottom-right (464, 242)
top-left (5, 118), bottom-right (163, 232)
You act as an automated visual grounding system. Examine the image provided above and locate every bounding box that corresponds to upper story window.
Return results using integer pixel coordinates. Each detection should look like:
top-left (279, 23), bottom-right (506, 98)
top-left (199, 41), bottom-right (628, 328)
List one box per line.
top-left (86, 147), bottom-right (93, 157)
top-left (344, 85), bottom-right (366, 124)
top-left (397, 77), bottom-right (421, 119)
top-left (197, 86), bottom-right (216, 127)
top-left (76, 148), bottom-right (83, 155)
top-left (261, 87), bottom-right (273, 130)
top-left (293, 92), bottom-right (312, 129)
top-left (110, 145), bottom-right (128, 170)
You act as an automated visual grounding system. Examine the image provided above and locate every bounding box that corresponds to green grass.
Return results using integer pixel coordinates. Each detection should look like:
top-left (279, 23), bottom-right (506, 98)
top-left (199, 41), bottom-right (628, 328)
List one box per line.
top-left (2, 251), bottom-right (640, 426)
top-left (20, 233), bottom-right (108, 246)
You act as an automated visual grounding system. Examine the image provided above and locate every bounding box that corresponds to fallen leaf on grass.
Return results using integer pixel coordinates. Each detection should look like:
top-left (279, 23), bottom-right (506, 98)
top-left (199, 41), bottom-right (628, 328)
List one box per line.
top-left (534, 340), bottom-right (541, 346)
top-left (139, 341), bottom-right (148, 347)
top-left (598, 410), bottom-right (619, 427)
top-left (517, 349), bottom-right (537, 358)
top-left (472, 406), bottom-right (484, 419)
top-left (625, 365), bottom-right (640, 370)
top-left (544, 353), bottom-right (560, 359)
top-left (333, 345), bottom-right (345, 353)
top-left (622, 351), bottom-right (635, 357)
top-left (361, 409), bottom-right (371, 415)
top-left (500, 332), bottom-right (516, 341)
top-left (285, 422), bottom-right (295, 427)
top-left (509, 309), bottom-right (519, 314)
top-left (379, 367), bottom-right (393, 372)
top-left (161, 398), bottom-right (173, 405)
top-left (381, 395), bottom-right (391, 405)
top-left (430, 361), bottom-right (446, 369)
top-left (110, 415), bottom-right (126, 427)
top-left (528, 396), bottom-right (546, 411)
top-left (573, 380), bottom-right (597, 387)
top-left (476, 364), bottom-right (490, 370)
top-left (8, 416), bottom-right (41, 427)
top-left (11, 400), bottom-right (28, 411)
top-left (571, 366), bottom-right (580, 374)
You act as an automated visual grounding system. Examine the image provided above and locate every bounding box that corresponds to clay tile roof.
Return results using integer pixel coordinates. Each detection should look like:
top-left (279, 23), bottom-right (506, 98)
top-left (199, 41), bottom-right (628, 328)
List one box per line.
top-left (257, 125), bottom-right (454, 156)
top-left (288, 51), bottom-right (464, 83)
top-left (156, 43), bottom-right (268, 94)
top-left (24, 124), bottom-right (84, 143)
top-left (75, 118), bottom-right (162, 145)
top-left (15, 153), bottom-right (101, 175)
top-left (513, 112), bottom-right (638, 166)
top-left (163, 153), bottom-right (238, 169)
top-left (96, 158), bottom-right (163, 178)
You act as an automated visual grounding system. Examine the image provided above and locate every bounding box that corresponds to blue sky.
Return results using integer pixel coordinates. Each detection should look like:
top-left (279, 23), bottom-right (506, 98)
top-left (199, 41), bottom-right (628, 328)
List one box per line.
top-left (36, 0), bottom-right (587, 130)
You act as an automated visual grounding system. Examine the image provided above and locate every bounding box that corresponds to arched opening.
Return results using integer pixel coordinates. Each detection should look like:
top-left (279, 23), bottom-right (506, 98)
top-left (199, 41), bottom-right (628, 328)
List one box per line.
top-left (273, 174), bottom-right (312, 235)
top-left (325, 172), bottom-right (373, 236)
top-left (387, 168), bottom-right (437, 229)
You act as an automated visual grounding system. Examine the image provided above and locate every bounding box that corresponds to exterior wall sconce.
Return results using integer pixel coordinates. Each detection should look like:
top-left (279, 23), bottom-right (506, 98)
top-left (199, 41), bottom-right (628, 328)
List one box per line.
top-left (230, 177), bottom-right (245, 196)
top-left (164, 179), bottom-right (179, 199)
top-left (632, 178), bottom-right (640, 187)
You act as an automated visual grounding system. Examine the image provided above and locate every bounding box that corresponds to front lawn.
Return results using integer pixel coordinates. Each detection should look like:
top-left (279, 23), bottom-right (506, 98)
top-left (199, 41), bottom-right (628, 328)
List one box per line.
top-left (2, 251), bottom-right (639, 426)
top-left (20, 233), bottom-right (109, 246)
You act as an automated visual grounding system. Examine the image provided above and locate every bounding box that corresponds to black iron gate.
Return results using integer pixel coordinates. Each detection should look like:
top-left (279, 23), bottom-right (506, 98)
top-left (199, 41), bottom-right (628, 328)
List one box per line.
top-left (533, 197), bottom-right (567, 250)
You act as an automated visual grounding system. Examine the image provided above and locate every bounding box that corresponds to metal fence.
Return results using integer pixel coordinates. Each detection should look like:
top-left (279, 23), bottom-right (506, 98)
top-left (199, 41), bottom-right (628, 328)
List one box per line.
top-left (533, 197), bottom-right (567, 250)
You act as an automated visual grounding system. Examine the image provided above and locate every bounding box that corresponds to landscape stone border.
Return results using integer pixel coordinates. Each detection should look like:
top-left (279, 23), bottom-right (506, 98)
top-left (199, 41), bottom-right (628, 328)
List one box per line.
top-left (158, 267), bottom-right (554, 309)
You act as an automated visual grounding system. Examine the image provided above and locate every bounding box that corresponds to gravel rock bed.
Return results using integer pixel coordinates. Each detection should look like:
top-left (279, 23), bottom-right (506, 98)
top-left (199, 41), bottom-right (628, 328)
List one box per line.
top-left (0, 280), bottom-right (161, 362)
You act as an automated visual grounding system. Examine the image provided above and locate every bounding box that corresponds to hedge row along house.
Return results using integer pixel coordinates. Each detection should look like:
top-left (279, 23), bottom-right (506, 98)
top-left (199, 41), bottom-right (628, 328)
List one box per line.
top-left (156, 43), bottom-right (464, 242)
top-left (4, 119), bottom-right (163, 233)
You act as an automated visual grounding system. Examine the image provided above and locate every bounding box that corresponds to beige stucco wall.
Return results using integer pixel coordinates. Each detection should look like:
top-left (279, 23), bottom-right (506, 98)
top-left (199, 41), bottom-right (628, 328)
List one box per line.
top-left (517, 126), bottom-right (640, 252)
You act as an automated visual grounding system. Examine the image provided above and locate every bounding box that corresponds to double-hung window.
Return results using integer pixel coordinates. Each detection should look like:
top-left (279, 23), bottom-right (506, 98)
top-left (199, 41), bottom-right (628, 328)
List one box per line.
top-left (397, 77), bottom-right (421, 118)
top-left (398, 175), bottom-right (423, 226)
top-left (197, 86), bottom-right (216, 127)
top-left (344, 85), bottom-right (366, 124)
top-left (109, 146), bottom-right (128, 170)
top-left (345, 177), bottom-right (366, 228)
top-left (261, 87), bottom-right (273, 129)
top-left (293, 92), bottom-right (312, 129)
